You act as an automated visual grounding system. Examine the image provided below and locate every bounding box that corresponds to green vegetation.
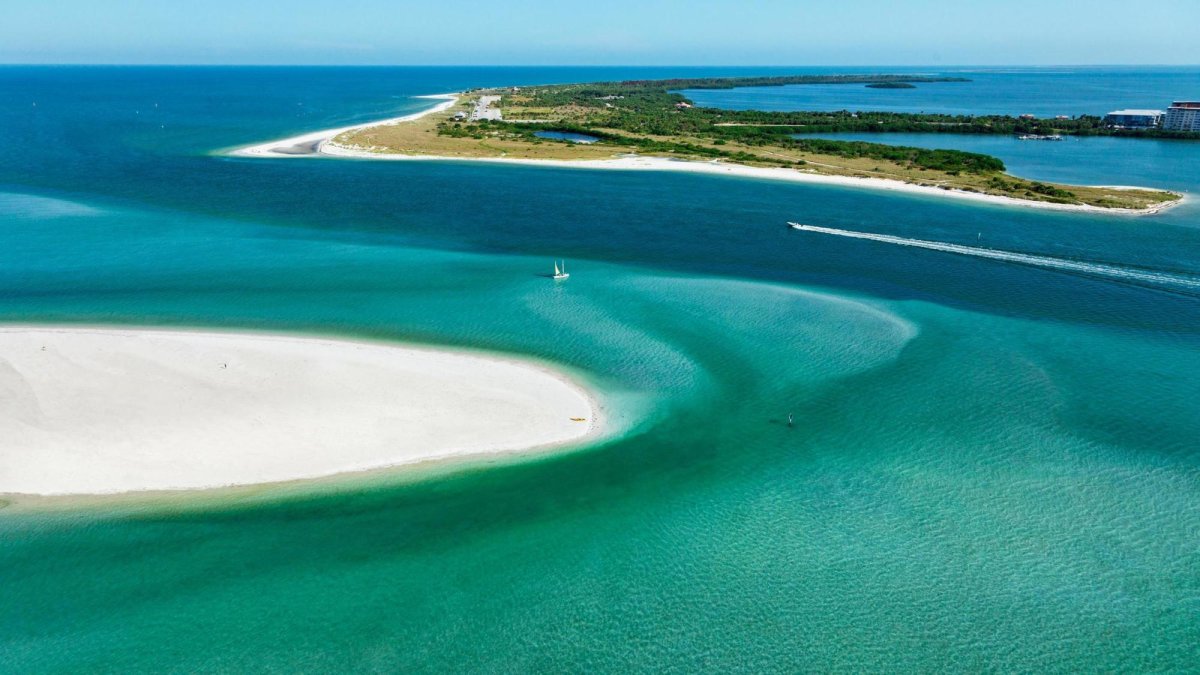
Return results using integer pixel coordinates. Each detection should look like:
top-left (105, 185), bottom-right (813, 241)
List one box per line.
top-left (616, 74), bottom-right (968, 89)
top-left (733, 111), bottom-right (1200, 139)
top-left (987, 176), bottom-right (1077, 203)
top-left (336, 74), bottom-right (1182, 211)
top-left (788, 139), bottom-right (1003, 173)
top-left (445, 120), bottom-right (804, 167)
top-left (487, 76), bottom-right (1199, 141)
top-left (449, 120), bottom-right (992, 173)
top-left (465, 78), bottom-right (1007, 174)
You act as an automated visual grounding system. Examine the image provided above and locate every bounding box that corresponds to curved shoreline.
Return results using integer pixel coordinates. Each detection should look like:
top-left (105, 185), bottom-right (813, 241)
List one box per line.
top-left (229, 92), bottom-right (1183, 216)
top-left (0, 325), bottom-right (603, 497)
top-left (322, 143), bottom-right (1187, 216)
top-left (229, 93), bottom-right (459, 158)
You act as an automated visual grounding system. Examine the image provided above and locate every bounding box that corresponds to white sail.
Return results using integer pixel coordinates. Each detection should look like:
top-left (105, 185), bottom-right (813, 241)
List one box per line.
top-left (554, 261), bottom-right (561, 275)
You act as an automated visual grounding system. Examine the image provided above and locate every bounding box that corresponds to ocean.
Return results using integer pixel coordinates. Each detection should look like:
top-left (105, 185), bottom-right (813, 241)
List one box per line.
top-left (1, 66), bottom-right (1198, 672)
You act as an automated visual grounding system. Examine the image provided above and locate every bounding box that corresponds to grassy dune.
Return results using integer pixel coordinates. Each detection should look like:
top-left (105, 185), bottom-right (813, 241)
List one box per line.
top-left (335, 93), bottom-right (1181, 212)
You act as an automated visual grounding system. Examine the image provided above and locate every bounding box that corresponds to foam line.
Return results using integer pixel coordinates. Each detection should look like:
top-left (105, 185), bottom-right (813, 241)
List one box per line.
top-left (788, 223), bottom-right (1200, 291)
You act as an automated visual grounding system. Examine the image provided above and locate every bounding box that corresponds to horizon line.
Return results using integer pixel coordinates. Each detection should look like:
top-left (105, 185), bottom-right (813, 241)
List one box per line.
top-left (2, 62), bottom-right (1199, 69)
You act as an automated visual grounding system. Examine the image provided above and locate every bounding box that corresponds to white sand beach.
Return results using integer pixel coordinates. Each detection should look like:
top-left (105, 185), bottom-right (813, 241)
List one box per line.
top-left (0, 327), bottom-right (598, 495)
top-left (322, 144), bottom-right (1185, 216)
top-left (230, 93), bottom-right (459, 157)
top-left (229, 93), bottom-right (1182, 216)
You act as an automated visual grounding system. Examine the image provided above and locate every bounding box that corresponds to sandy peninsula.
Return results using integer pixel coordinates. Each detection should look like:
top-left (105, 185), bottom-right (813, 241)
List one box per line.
top-left (318, 144), bottom-right (1186, 216)
top-left (0, 326), bottom-right (598, 496)
top-left (231, 93), bottom-right (458, 157)
top-left (230, 91), bottom-right (1183, 216)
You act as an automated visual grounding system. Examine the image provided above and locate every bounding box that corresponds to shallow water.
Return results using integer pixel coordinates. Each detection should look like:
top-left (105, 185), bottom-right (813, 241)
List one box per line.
top-left (534, 130), bottom-right (600, 144)
top-left (1, 66), bottom-right (1198, 672)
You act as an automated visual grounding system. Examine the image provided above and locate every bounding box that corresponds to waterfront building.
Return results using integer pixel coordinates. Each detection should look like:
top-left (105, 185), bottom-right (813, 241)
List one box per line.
top-left (1163, 102), bottom-right (1200, 132)
top-left (1103, 109), bottom-right (1164, 129)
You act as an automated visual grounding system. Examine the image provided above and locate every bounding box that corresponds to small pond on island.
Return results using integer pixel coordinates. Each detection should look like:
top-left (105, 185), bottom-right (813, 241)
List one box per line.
top-left (533, 130), bottom-right (601, 144)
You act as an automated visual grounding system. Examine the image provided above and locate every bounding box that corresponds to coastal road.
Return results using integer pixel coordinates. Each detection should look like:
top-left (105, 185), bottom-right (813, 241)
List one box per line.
top-left (470, 95), bottom-right (503, 121)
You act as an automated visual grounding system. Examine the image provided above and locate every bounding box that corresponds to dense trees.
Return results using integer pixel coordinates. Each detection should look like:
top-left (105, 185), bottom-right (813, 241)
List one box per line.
top-left (617, 75), bottom-right (969, 89)
top-left (786, 139), bottom-right (1004, 173)
top-left (438, 75), bottom-right (1194, 177)
top-left (499, 76), bottom-right (1200, 141)
top-left (725, 111), bottom-right (1200, 139)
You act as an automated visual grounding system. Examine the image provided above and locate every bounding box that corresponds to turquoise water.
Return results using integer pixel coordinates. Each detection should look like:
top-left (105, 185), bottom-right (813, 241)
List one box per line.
top-left (1, 67), bottom-right (1199, 672)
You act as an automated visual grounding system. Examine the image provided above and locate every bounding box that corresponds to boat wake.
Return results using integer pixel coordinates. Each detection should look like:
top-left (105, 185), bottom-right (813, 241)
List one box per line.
top-left (788, 223), bottom-right (1200, 292)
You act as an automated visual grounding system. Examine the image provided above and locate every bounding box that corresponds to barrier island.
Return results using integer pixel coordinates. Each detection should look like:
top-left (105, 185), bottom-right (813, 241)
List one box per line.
top-left (309, 75), bottom-right (1182, 213)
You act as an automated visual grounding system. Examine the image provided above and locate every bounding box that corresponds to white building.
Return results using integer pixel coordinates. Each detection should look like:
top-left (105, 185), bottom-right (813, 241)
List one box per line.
top-left (1163, 102), bottom-right (1200, 132)
top-left (1103, 109), bottom-right (1164, 129)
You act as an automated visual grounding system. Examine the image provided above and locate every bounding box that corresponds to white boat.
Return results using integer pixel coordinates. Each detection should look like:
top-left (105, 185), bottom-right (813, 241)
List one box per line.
top-left (552, 260), bottom-right (570, 280)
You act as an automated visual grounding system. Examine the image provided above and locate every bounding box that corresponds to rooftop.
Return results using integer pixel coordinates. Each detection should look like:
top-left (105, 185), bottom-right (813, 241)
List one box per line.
top-left (1106, 109), bottom-right (1164, 116)
top-left (1169, 101), bottom-right (1200, 110)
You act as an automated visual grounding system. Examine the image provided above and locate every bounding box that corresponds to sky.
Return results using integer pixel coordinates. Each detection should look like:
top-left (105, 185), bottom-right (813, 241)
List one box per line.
top-left (1, 0), bottom-right (1196, 66)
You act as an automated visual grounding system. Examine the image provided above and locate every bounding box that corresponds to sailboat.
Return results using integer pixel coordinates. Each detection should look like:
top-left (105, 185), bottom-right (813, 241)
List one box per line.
top-left (552, 260), bottom-right (570, 280)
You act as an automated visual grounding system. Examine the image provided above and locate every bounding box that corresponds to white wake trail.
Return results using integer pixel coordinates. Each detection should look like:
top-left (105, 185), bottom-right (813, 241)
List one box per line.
top-left (788, 223), bottom-right (1200, 291)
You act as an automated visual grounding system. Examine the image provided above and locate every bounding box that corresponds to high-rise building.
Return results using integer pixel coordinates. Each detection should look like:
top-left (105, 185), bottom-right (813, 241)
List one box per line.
top-left (1163, 102), bottom-right (1200, 132)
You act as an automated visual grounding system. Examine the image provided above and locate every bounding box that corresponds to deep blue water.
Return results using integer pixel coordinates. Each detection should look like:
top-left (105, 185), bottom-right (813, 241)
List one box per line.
top-left (1, 66), bottom-right (1199, 671)
top-left (4, 66), bottom-right (1198, 301)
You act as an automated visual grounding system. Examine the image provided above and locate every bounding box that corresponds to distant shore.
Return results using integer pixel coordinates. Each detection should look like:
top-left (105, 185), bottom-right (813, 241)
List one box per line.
top-left (231, 93), bottom-right (1183, 216)
top-left (0, 326), bottom-right (600, 496)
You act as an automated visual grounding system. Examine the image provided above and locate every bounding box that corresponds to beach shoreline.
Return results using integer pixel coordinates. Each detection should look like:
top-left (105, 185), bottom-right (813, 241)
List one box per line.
top-left (322, 143), bottom-right (1188, 215)
top-left (0, 325), bottom-right (603, 497)
top-left (229, 93), bottom-right (460, 158)
top-left (229, 92), bottom-right (1184, 216)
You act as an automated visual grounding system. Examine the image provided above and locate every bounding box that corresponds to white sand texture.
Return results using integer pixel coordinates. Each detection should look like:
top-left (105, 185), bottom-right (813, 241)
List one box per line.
top-left (0, 327), bottom-right (597, 495)
top-left (230, 93), bottom-right (1181, 216)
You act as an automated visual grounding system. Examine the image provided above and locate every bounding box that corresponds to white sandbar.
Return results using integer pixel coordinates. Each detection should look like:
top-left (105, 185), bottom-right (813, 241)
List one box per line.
top-left (0, 327), bottom-right (598, 495)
